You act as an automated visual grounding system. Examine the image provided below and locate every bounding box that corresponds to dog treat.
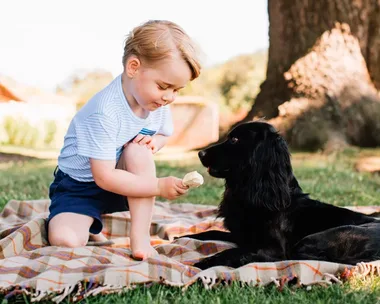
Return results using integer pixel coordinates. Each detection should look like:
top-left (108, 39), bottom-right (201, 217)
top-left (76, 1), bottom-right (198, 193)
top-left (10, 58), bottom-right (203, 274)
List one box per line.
top-left (182, 171), bottom-right (204, 188)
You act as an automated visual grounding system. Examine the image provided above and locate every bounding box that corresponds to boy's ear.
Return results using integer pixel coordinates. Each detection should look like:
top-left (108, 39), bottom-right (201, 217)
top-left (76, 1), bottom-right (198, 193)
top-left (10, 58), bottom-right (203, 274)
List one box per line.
top-left (126, 56), bottom-right (140, 78)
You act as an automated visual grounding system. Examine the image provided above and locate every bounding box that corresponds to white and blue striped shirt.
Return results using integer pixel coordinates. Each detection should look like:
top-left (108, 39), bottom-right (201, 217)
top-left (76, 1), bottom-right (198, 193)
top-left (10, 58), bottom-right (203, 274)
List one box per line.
top-left (58, 74), bottom-right (173, 182)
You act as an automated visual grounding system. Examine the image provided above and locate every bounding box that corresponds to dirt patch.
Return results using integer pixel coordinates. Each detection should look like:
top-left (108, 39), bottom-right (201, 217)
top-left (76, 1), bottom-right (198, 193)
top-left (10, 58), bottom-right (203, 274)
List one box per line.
top-left (0, 153), bottom-right (38, 163)
top-left (355, 156), bottom-right (380, 174)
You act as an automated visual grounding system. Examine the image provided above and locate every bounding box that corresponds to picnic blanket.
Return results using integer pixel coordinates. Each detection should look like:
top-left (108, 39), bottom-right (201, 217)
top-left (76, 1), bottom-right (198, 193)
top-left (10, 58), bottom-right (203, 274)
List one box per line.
top-left (0, 199), bottom-right (379, 303)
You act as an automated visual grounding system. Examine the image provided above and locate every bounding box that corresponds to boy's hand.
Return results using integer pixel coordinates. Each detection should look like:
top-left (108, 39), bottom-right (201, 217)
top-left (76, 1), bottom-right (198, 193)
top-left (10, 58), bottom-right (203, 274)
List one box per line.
top-left (128, 134), bottom-right (158, 153)
top-left (157, 177), bottom-right (189, 200)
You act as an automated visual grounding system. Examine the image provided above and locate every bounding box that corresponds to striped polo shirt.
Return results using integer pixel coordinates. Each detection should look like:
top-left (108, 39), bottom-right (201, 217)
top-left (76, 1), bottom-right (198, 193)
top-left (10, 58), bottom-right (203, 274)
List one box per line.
top-left (57, 74), bottom-right (173, 182)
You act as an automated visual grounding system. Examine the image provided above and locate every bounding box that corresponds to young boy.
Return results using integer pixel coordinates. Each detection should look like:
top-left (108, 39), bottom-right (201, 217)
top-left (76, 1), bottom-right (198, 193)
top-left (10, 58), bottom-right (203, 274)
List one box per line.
top-left (47, 20), bottom-right (202, 260)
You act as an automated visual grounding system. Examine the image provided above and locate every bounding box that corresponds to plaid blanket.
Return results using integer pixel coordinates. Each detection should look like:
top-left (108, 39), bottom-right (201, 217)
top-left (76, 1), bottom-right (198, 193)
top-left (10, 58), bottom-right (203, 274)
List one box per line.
top-left (0, 199), bottom-right (379, 303)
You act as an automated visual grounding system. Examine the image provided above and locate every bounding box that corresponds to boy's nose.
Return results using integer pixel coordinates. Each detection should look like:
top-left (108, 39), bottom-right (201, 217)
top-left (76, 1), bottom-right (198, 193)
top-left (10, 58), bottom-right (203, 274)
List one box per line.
top-left (163, 93), bottom-right (176, 103)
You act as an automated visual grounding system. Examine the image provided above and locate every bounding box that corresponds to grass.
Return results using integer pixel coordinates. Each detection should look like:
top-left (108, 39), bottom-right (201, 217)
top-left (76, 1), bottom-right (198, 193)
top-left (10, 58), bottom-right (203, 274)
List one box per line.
top-left (0, 148), bottom-right (379, 303)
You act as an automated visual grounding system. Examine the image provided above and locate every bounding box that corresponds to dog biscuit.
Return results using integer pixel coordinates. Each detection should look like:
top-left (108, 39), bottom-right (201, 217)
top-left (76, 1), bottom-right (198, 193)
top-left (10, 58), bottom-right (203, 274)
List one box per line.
top-left (182, 171), bottom-right (204, 188)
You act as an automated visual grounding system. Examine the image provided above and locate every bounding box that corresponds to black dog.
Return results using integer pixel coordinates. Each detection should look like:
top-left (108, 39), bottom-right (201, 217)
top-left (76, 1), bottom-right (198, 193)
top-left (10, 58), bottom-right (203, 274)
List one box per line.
top-left (183, 122), bottom-right (380, 270)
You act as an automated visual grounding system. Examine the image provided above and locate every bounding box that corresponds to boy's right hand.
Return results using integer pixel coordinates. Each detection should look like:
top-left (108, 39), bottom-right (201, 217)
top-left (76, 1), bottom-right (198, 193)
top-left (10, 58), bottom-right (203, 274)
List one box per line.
top-left (157, 177), bottom-right (189, 200)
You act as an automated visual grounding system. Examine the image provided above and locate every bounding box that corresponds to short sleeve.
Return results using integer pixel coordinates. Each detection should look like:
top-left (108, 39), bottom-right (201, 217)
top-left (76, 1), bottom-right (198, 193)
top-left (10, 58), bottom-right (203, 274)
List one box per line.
top-left (158, 105), bottom-right (174, 136)
top-left (75, 113), bottom-right (117, 160)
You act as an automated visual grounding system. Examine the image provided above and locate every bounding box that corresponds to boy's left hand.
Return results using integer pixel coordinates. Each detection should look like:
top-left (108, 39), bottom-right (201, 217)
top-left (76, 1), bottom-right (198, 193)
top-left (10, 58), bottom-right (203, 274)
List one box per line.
top-left (130, 134), bottom-right (158, 153)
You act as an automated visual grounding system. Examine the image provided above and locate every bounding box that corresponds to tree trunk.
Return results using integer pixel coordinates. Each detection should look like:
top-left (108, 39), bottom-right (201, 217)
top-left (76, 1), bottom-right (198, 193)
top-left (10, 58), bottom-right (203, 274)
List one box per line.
top-left (241, 0), bottom-right (380, 151)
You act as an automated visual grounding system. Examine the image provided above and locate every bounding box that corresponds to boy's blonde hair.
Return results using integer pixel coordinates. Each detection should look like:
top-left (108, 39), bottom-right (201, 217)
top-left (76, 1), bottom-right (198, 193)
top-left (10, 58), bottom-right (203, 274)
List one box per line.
top-left (122, 20), bottom-right (201, 80)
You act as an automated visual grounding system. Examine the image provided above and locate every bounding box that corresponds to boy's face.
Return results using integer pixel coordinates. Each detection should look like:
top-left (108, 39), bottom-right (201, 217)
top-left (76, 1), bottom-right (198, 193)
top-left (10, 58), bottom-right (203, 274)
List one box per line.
top-left (127, 54), bottom-right (192, 111)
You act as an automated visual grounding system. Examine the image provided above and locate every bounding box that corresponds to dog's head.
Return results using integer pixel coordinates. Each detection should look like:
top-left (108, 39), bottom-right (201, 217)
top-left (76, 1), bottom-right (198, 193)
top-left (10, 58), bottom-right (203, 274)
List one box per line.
top-left (199, 121), bottom-right (294, 210)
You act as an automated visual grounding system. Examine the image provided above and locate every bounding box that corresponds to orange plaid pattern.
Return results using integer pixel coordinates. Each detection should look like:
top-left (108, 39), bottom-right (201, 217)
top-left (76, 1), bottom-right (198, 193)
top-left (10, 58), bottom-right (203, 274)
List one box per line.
top-left (0, 200), bottom-right (378, 302)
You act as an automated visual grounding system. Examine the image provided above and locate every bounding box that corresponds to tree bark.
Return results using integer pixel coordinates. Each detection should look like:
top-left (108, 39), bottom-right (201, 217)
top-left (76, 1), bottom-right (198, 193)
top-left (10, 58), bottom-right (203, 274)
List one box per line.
top-left (240, 0), bottom-right (380, 150)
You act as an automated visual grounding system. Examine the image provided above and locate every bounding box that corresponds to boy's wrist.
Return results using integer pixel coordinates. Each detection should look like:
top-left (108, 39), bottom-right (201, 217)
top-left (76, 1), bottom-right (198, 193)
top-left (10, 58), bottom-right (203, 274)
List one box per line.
top-left (153, 134), bottom-right (168, 151)
top-left (156, 177), bottom-right (163, 197)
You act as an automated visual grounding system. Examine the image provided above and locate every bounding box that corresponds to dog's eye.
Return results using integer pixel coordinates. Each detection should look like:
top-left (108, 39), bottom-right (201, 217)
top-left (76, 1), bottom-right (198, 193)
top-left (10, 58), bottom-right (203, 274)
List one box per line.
top-left (230, 137), bottom-right (239, 144)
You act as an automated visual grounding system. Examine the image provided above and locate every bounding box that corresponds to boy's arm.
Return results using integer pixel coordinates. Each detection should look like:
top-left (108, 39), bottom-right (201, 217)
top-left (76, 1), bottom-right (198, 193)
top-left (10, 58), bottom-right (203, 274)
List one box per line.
top-left (152, 134), bottom-right (169, 152)
top-left (90, 159), bottom-right (160, 197)
top-left (90, 158), bottom-right (187, 199)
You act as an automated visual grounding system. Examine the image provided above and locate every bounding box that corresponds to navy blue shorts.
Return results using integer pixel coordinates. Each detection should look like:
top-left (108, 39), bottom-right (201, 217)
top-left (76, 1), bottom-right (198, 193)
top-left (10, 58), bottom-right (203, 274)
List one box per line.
top-left (46, 167), bottom-right (128, 235)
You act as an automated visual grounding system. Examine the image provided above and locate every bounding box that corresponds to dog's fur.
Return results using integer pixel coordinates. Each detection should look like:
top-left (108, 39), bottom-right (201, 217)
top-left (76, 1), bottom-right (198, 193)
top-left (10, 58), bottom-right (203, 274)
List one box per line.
top-left (183, 122), bottom-right (380, 270)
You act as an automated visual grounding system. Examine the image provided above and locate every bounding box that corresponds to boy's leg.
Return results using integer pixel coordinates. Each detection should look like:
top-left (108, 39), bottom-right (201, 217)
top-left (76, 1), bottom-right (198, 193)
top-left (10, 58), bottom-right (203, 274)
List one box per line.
top-left (117, 143), bottom-right (157, 260)
top-left (48, 212), bottom-right (94, 247)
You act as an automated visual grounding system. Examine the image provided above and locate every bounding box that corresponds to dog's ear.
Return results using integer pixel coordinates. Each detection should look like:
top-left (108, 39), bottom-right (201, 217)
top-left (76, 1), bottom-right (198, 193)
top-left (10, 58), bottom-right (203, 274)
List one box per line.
top-left (246, 134), bottom-right (293, 211)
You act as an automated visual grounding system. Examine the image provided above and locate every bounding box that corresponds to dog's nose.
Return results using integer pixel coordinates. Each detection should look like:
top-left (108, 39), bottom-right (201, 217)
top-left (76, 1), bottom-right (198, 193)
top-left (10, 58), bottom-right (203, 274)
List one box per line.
top-left (198, 150), bottom-right (207, 159)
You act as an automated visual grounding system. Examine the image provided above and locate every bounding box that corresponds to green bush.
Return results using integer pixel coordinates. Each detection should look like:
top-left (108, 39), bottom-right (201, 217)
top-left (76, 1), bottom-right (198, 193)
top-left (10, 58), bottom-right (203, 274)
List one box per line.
top-left (1, 116), bottom-right (58, 149)
top-left (44, 120), bottom-right (57, 145)
top-left (180, 51), bottom-right (267, 114)
top-left (3, 116), bottom-right (33, 146)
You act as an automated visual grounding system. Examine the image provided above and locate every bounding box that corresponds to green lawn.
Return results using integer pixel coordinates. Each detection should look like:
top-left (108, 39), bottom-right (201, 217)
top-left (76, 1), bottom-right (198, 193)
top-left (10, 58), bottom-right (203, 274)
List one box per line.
top-left (0, 148), bottom-right (379, 303)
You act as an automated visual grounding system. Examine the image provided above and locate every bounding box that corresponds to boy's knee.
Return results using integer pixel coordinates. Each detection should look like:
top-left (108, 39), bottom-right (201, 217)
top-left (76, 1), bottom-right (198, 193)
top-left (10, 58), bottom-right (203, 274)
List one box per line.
top-left (123, 142), bottom-right (153, 158)
top-left (48, 227), bottom-right (88, 248)
top-left (118, 143), bottom-right (156, 175)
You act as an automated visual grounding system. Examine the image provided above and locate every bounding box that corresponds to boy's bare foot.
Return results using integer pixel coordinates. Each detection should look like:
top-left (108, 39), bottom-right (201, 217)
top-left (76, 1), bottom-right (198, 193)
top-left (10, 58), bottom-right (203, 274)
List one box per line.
top-left (130, 235), bottom-right (158, 260)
